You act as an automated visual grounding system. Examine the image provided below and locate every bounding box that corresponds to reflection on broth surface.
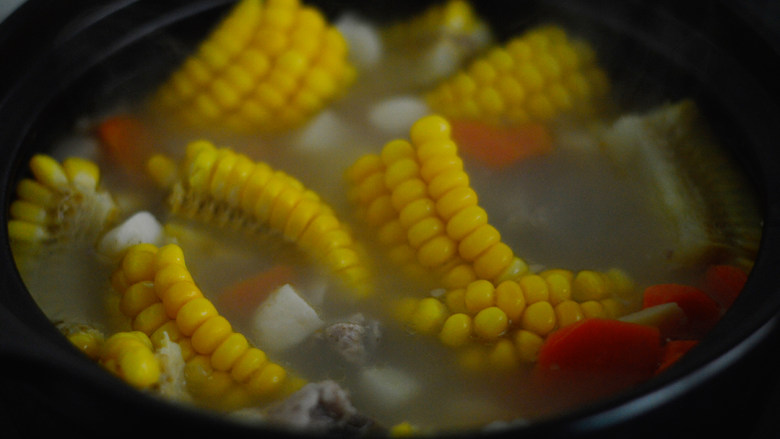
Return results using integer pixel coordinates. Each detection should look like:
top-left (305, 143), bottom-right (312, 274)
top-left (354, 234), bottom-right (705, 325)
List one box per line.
top-left (6, 0), bottom-right (761, 434)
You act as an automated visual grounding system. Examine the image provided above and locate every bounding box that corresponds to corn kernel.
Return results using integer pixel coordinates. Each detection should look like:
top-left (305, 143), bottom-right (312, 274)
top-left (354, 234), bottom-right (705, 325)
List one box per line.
top-left (439, 313), bottom-right (473, 347)
top-left (247, 363), bottom-right (287, 396)
top-left (410, 114), bottom-right (451, 145)
top-left (212, 332), bottom-right (250, 372)
top-left (473, 242), bottom-right (514, 281)
top-left (417, 235), bottom-right (458, 268)
top-left (435, 186), bottom-right (478, 220)
top-left (513, 329), bottom-right (543, 362)
top-left (407, 216), bottom-right (446, 249)
top-left (521, 301), bottom-right (556, 336)
top-left (132, 302), bottom-right (169, 335)
top-left (408, 297), bottom-right (449, 334)
top-left (495, 279), bottom-right (526, 321)
top-left (572, 270), bottom-right (609, 301)
top-left (555, 300), bottom-right (584, 328)
top-left (446, 206), bottom-right (488, 241)
top-left (176, 296), bottom-right (219, 336)
top-left (473, 306), bottom-right (508, 339)
top-left (488, 338), bottom-right (519, 371)
top-left (580, 300), bottom-right (607, 319)
top-left (464, 279), bottom-right (495, 313)
top-left (120, 281), bottom-right (159, 318)
top-left (231, 348), bottom-right (268, 383)
top-left (457, 223), bottom-right (499, 261)
top-left (191, 315), bottom-right (233, 355)
top-left (519, 274), bottom-right (550, 304)
top-left (122, 246), bottom-right (158, 284)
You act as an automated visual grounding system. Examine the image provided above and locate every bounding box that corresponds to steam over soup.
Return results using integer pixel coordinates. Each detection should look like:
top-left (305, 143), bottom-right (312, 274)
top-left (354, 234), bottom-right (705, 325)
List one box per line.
top-left (7, 0), bottom-right (760, 434)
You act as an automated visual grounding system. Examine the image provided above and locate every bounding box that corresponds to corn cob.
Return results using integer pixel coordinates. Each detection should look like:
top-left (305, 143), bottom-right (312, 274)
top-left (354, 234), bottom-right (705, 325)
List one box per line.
top-left (111, 242), bottom-right (302, 409)
top-left (150, 0), bottom-right (356, 134)
top-left (346, 114), bottom-right (529, 288)
top-left (599, 99), bottom-right (762, 270)
top-left (147, 140), bottom-right (372, 299)
top-left (425, 24), bottom-right (610, 126)
top-left (401, 268), bottom-right (633, 371)
top-left (7, 154), bottom-right (118, 254)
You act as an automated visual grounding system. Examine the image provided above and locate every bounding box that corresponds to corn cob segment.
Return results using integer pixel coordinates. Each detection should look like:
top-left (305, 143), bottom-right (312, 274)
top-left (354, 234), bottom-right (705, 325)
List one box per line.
top-left (348, 114), bottom-right (638, 370)
top-left (346, 114), bottom-right (529, 288)
top-left (425, 24), bottom-right (610, 126)
top-left (148, 140), bottom-right (373, 299)
top-left (150, 0), bottom-right (356, 134)
top-left (58, 322), bottom-right (188, 394)
top-left (7, 154), bottom-right (118, 252)
top-left (401, 270), bottom-right (633, 370)
top-left (111, 243), bottom-right (301, 409)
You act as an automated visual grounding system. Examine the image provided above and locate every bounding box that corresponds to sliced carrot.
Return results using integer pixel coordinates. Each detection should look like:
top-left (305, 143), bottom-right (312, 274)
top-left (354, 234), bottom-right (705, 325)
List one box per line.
top-left (95, 115), bottom-right (154, 173)
top-left (703, 264), bottom-right (748, 310)
top-left (450, 120), bottom-right (553, 170)
top-left (215, 265), bottom-right (295, 321)
top-left (642, 284), bottom-right (721, 336)
top-left (536, 318), bottom-right (662, 378)
top-left (655, 340), bottom-right (698, 374)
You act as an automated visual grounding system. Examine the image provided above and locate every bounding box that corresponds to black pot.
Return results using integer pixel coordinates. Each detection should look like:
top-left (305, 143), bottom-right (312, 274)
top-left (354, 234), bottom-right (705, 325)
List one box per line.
top-left (1, 0), bottom-right (780, 437)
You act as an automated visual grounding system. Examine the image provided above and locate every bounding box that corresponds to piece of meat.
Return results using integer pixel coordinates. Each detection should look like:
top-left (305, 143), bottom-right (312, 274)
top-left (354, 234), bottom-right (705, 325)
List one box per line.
top-left (266, 380), bottom-right (377, 435)
top-left (323, 314), bottom-right (381, 365)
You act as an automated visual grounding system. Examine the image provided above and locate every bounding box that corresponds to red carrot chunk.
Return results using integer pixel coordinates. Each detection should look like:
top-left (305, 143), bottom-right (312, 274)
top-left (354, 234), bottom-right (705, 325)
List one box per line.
top-left (96, 115), bottom-right (154, 173)
top-left (703, 264), bottom-right (748, 309)
top-left (656, 340), bottom-right (699, 374)
top-left (450, 120), bottom-right (553, 170)
top-left (642, 284), bottom-right (721, 336)
top-left (537, 318), bottom-right (662, 379)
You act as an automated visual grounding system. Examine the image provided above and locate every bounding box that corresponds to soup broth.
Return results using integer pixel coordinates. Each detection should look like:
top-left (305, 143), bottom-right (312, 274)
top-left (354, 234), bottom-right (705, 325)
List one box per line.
top-left (7, 0), bottom-right (761, 434)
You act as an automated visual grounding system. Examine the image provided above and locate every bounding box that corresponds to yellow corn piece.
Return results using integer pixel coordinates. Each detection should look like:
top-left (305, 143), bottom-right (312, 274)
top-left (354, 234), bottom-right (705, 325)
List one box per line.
top-left (99, 331), bottom-right (161, 389)
top-left (150, 0), bottom-right (355, 134)
top-left (57, 322), bottom-right (106, 361)
top-left (111, 243), bottom-right (300, 408)
top-left (426, 24), bottom-right (610, 125)
top-left (347, 115), bottom-right (531, 287)
top-left (154, 140), bottom-right (372, 298)
top-left (7, 154), bottom-right (118, 255)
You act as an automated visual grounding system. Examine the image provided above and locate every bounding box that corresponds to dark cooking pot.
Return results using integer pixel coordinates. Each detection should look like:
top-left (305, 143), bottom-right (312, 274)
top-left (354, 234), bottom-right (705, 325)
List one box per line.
top-left (1, 0), bottom-right (780, 437)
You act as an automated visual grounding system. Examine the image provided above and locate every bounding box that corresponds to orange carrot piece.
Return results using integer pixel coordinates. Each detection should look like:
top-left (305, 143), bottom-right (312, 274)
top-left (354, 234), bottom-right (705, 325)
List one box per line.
top-left (642, 284), bottom-right (722, 336)
top-left (95, 115), bottom-right (154, 173)
top-left (656, 340), bottom-right (698, 374)
top-left (215, 265), bottom-right (295, 320)
top-left (450, 120), bottom-right (553, 170)
top-left (703, 264), bottom-right (748, 309)
top-left (537, 318), bottom-right (662, 378)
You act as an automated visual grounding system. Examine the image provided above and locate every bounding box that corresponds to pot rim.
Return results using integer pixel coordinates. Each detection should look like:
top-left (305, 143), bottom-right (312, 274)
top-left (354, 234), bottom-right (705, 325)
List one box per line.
top-left (1, 0), bottom-right (780, 436)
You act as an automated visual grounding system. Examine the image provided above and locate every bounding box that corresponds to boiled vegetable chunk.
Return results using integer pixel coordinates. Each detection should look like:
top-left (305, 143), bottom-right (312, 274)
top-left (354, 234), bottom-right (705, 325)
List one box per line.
top-left (96, 115), bottom-right (154, 173)
top-left (618, 302), bottom-right (686, 339)
top-left (251, 283), bottom-right (324, 352)
top-left (450, 120), bottom-right (552, 170)
top-left (642, 284), bottom-right (721, 336)
top-left (358, 366), bottom-right (420, 409)
top-left (97, 211), bottom-right (164, 258)
top-left (656, 340), bottom-right (698, 374)
top-left (703, 264), bottom-right (748, 309)
top-left (536, 318), bottom-right (662, 379)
